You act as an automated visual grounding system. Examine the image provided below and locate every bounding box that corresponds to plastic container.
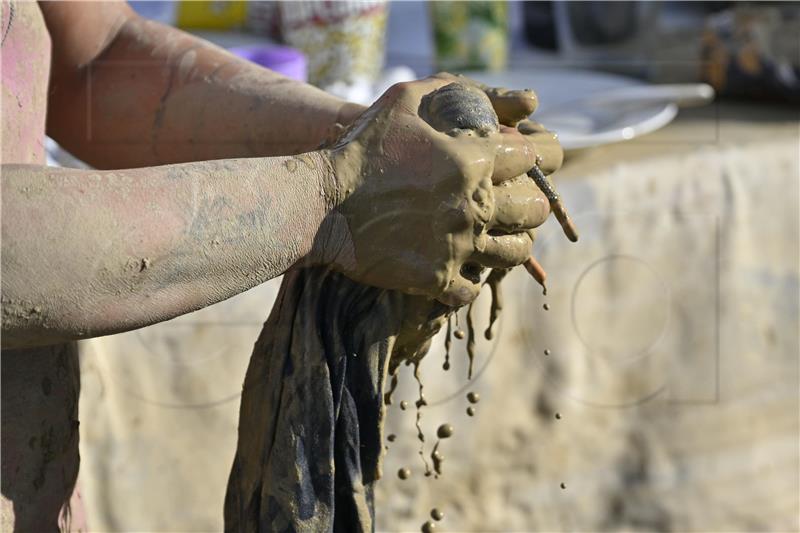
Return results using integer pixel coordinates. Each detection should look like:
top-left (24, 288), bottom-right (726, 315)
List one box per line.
top-left (228, 45), bottom-right (307, 82)
top-left (175, 1), bottom-right (247, 30)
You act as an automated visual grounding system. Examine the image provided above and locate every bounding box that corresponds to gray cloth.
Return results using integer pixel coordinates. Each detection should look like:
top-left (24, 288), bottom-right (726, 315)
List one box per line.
top-left (224, 267), bottom-right (430, 532)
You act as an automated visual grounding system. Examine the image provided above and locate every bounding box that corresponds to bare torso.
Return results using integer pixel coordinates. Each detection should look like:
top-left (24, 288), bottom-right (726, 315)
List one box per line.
top-left (1, 2), bottom-right (82, 530)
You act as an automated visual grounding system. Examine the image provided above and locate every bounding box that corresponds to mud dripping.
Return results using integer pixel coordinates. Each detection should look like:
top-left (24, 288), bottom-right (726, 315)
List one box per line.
top-left (413, 362), bottom-right (431, 474)
top-left (383, 372), bottom-right (399, 406)
top-left (465, 302), bottom-right (476, 379)
top-left (443, 314), bottom-right (452, 371)
top-left (484, 268), bottom-right (508, 341)
top-left (429, 424), bottom-right (453, 478)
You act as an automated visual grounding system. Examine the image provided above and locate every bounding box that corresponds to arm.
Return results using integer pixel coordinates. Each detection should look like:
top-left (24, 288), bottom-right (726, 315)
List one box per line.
top-left (1, 153), bottom-right (338, 348)
top-left (40, 1), bottom-right (365, 168)
top-left (2, 76), bottom-right (556, 349)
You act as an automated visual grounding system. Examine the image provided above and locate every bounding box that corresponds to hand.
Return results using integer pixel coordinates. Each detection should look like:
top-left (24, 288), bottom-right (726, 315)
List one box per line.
top-left (317, 75), bottom-right (563, 306)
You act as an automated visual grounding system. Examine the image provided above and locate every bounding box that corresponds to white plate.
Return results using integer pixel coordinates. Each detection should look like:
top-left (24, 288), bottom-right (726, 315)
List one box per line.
top-left (466, 68), bottom-right (678, 150)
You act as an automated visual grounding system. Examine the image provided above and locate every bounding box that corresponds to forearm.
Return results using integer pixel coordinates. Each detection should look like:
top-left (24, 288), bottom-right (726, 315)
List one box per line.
top-left (46, 11), bottom-right (364, 168)
top-left (1, 152), bottom-right (335, 348)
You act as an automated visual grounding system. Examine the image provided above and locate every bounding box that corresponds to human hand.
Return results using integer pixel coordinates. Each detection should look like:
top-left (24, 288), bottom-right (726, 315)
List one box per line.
top-left (316, 75), bottom-right (562, 306)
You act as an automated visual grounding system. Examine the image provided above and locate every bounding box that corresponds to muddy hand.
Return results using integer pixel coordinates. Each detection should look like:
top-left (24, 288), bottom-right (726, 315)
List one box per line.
top-left (419, 79), bottom-right (565, 291)
top-left (318, 76), bottom-right (546, 306)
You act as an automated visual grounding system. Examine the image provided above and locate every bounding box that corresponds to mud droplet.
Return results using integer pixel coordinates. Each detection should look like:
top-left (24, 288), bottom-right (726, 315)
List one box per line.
top-left (466, 406), bottom-right (475, 416)
top-left (543, 303), bottom-right (550, 311)
top-left (555, 412), bottom-right (562, 420)
top-left (544, 349), bottom-right (551, 356)
top-left (560, 482), bottom-right (567, 489)
top-left (431, 508), bottom-right (444, 521)
top-left (437, 423), bottom-right (454, 439)
top-left (422, 520), bottom-right (436, 533)
top-left (453, 329), bottom-right (465, 340)
top-left (398, 468), bottom-right (411, 480)
top-left (388, 434), bottom-right (396, 442)
top-left (466, 392), bottom-right (480, 404)
top-left (400, 400), bottom-right (408, 411)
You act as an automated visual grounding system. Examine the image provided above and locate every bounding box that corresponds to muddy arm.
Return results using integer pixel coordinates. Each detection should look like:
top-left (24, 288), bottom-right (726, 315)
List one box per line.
top-left (0, 153), bottom-right (339, 348)
top-left (40, 2), bottom-right (364, 168)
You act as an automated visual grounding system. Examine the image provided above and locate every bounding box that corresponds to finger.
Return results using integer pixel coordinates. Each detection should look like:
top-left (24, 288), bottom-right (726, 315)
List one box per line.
top-left (491, 175), bottom-right (551, 231)
top-left (430, 71), bottom-right (486, 90)
top-left (492, 126), bottom-right (537, 183)
top-left (471, 232), bottom-right (533, 269)
top-left (431, 73), bottom-right (538, 126)
top-left (484, 87), bottom-right (538, 126)
top-left (517, 119), bottom-right (546, 135)
top-left (518, 119), bottom-right (563, 175)
top-left (419, 82), bottom-right (499, 134)
top-left (383, 77), bottom-right (453, 113)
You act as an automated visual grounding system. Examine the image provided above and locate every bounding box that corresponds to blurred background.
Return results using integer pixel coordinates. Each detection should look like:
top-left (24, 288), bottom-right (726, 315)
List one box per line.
top-left (70, 1), bottom-right (799, 532)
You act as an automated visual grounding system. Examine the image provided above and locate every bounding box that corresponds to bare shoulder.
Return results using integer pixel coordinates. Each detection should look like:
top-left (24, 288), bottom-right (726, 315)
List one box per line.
top-left (0, 1), bottom-right (132, 165)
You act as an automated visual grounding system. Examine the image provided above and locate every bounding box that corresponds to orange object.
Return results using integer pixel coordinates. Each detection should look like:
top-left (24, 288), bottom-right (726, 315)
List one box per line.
top-left (524, 256), bottom-right (547, 288)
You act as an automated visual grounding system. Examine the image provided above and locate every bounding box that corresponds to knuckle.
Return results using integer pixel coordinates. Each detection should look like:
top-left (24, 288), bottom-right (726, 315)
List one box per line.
top-left (431, 71), bottom-right (455, 81)
top-left (384, 81), bottom-right (412, 100)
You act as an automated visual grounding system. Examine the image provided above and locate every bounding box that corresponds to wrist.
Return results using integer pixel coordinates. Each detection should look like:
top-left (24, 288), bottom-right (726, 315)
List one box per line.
top-left (305, 150), bottom-right (355, 269)
top-left (315, 149), bottom-right (341, 211)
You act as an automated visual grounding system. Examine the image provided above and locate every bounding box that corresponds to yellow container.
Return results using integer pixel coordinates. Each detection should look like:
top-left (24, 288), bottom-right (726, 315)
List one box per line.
top-left (176, 1), bottom-right (247, 30)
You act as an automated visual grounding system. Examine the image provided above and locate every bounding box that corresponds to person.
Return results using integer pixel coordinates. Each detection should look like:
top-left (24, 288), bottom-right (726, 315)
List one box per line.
top-left (0, 1), bottom-right (561, 530)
